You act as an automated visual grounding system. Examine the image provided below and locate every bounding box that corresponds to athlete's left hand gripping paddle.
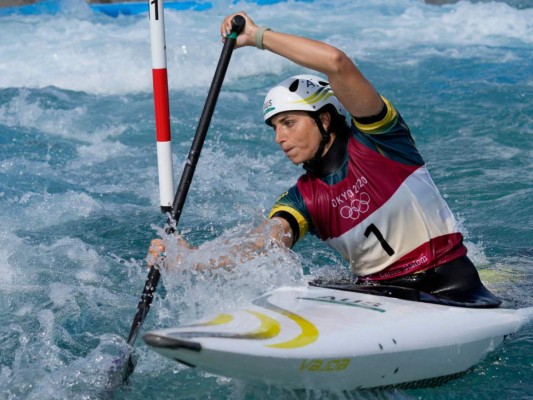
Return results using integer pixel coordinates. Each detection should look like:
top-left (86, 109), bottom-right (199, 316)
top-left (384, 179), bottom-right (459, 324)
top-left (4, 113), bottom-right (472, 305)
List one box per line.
top-left (106, 15), bottom-right (246, 390)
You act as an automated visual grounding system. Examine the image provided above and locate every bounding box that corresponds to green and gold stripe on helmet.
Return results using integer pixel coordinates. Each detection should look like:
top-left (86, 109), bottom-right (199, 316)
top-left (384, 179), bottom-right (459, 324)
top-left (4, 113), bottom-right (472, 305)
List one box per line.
top-left (291, 86), bottom-right (334, 106)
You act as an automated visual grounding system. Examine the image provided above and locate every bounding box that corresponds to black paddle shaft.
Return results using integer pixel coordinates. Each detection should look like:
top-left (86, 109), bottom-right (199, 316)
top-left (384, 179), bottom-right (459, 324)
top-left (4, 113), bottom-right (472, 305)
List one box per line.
top-left (125, 15), bottom-right (245, 349)
top-left (171, 15), bottom-right (245, 223)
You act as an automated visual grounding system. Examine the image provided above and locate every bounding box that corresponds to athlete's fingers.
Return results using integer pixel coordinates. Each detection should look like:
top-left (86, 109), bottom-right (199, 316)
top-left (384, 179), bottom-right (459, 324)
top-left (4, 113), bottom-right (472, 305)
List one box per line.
top-left (146, 238), bottom-right (166, 267)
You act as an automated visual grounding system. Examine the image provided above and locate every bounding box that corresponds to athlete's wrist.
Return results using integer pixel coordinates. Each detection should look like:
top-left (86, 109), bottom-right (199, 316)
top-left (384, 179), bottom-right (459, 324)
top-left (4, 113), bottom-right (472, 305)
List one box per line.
top-left (254, 26), bottom-right (271, 50)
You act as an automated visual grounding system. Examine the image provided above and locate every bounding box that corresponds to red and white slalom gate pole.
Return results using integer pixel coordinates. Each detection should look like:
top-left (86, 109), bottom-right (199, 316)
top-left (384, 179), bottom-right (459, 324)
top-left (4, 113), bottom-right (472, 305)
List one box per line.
top-left (149, 0), bottom-right (174, 213)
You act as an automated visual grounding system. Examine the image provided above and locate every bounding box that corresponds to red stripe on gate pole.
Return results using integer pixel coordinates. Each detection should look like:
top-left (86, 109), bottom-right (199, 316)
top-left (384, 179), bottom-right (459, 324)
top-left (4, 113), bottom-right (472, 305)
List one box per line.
top-left (152, 68), bottom-right (171, 143)
top-left (149, 0), bottom-right (174, 212)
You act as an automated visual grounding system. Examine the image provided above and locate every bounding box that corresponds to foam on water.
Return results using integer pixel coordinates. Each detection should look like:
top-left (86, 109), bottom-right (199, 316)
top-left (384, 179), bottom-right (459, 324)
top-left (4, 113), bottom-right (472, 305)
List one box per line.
top-left (0, 0), bottom-right (532, 399)
top-left (0, 0), bottom-right (531, 94)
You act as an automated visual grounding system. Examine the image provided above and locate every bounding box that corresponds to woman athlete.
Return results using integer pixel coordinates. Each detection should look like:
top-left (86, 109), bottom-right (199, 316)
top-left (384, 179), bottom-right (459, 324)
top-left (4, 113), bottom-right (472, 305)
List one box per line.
top-left (148, 12), bottom-right (500, 308)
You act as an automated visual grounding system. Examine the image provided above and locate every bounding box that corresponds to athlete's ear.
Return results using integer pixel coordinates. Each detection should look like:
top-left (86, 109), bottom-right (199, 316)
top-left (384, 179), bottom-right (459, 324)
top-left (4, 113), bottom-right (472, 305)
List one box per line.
top-left (319, 111), bottom-right (331, 132)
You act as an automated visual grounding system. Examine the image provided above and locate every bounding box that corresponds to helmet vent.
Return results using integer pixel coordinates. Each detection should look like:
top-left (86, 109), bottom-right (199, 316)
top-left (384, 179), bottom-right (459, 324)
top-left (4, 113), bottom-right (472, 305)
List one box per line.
top-left (318, 80), bottom-right (329, 86)
top-left (289, 79), bottom-right (299, 92)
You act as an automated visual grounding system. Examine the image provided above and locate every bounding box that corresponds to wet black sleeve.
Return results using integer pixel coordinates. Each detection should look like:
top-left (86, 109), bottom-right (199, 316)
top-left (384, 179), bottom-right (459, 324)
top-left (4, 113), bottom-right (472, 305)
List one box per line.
top-left (271, 210), bottom-right (300, 248)
top-left (352, 102), bottom-right (388, 125)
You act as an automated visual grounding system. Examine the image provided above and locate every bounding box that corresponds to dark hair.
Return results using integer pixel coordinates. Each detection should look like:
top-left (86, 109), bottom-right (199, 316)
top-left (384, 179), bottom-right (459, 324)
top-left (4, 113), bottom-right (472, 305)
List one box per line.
top-left (315, 104), bottom-right (349, 138)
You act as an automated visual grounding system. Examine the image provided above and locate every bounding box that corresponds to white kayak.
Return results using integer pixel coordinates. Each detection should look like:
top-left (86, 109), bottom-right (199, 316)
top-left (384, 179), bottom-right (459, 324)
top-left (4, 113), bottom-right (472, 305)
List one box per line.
top-left (143, 285), bottom-right (532, 390)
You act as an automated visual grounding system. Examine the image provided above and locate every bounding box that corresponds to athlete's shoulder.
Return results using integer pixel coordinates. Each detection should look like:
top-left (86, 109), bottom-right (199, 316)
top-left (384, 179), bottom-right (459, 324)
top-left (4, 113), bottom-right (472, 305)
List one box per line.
top-left (351, 97), bottom-right (399, 135)
top-left (269, 184), bottom-right (305, 216)
top-left (348, 97), bottom-right (425, 166)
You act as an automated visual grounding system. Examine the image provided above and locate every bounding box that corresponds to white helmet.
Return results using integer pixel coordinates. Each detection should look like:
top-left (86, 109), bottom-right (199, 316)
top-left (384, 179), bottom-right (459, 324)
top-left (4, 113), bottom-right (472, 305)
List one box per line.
top-left (262, 74), bottom-right (347, 125)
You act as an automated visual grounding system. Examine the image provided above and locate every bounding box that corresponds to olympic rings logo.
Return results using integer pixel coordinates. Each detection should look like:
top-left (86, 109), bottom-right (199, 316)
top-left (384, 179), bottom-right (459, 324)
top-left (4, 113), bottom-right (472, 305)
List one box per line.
top-left (339, 192), bottom-right (371, 220)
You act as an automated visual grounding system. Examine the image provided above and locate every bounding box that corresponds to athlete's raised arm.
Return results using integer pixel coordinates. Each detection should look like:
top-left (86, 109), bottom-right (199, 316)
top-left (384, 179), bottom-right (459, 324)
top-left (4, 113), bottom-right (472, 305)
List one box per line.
top-left (221, 11), bottom-right (384, 119)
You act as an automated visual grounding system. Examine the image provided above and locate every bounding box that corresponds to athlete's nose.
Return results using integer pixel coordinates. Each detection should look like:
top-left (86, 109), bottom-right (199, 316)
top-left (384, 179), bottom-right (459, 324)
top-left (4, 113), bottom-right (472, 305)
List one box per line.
top-left (275, 124), bottom-right (291, 145)
top-left (274, 127), bottom-right (284, 144)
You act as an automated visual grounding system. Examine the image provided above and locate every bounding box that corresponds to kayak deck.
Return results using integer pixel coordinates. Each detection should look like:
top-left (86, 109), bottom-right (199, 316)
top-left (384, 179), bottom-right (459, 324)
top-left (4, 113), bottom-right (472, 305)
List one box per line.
top-left (143, 286), bottom-right (532, 390)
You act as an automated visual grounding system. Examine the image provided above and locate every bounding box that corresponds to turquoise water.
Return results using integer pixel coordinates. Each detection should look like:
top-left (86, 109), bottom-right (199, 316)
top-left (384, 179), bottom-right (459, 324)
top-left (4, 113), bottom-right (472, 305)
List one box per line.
top-left (1, 0), bottom-right (532, 399)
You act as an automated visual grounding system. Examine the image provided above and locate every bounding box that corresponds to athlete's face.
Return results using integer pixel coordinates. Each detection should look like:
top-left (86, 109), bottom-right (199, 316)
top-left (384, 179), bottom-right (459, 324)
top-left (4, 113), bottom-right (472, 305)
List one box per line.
top-left (270, 111), bottom-right (323, 165)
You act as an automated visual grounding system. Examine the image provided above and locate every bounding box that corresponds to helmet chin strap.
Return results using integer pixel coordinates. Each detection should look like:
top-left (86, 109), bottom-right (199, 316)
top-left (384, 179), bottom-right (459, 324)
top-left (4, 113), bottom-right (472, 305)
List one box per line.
top-left (303, 114), bottom-right (331, 172)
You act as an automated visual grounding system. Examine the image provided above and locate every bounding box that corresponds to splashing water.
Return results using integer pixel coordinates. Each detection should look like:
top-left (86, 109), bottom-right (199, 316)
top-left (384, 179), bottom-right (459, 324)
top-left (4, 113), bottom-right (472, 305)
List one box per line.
top-left (0, 0), bottom-right (531, 399)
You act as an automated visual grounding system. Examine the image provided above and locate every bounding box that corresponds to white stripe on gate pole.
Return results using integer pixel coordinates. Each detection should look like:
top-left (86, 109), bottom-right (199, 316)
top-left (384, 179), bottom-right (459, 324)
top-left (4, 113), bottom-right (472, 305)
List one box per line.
top-left (149, 0), bottom-right (174, 213)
